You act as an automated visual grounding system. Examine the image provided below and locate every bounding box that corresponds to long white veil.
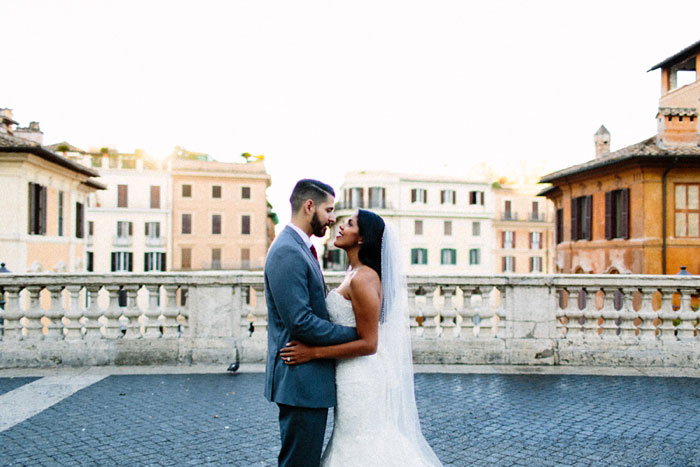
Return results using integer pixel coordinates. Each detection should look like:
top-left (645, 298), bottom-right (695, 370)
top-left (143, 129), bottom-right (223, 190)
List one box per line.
top-left (379, 224), bottom-right (442, 466)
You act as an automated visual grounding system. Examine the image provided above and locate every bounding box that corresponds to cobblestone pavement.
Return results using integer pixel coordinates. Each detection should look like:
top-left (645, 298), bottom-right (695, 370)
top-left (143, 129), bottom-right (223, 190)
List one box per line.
top-left (1, 372), bottom-right (699, 466)
top-left (0, 378), bottom-right (38, 397)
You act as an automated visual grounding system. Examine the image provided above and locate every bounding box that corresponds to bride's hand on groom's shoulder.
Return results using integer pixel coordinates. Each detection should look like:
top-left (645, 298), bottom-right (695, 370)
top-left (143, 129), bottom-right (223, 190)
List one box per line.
top-left (280, 341), bottom-right (315, 366)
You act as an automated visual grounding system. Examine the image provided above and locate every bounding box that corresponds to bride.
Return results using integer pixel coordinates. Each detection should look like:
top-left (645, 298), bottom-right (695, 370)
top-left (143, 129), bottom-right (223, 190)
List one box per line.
top-left (280, 209), bottom-right (442, 467)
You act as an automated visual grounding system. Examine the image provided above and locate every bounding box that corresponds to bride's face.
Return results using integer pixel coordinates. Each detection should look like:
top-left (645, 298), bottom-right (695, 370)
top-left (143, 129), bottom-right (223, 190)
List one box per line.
top-left (334, 214), bottom-right (362, 250)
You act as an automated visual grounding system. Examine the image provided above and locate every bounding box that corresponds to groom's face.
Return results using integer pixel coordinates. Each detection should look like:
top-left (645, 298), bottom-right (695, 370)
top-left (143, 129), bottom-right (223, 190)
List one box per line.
top-left (310, 194), bottom-right (336, 237)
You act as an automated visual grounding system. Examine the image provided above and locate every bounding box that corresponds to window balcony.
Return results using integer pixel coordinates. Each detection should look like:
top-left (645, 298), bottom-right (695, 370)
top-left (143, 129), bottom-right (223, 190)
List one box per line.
top-left (501, 212), bottom-right (518, 221)
top-left (529, 212), bottom-right (546, 222)
top-left (112, 235), bottom-right (132, 247)
top-left (145, 236), bottom-right (166, 248)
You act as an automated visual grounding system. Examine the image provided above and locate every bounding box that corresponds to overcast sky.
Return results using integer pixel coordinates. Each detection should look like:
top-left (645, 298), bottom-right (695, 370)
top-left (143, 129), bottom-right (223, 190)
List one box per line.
top-left (3, 1), bottom-right (700, 221)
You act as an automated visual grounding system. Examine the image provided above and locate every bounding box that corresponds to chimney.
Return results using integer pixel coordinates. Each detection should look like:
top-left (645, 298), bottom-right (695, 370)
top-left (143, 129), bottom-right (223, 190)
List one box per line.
top-left (594, 125), bottom-right (610, 158)
top-left (656, 108), bottom-right (698, 147)
top-left (15, 121), bottom-right (44, 145)
top-left (0, 108), bottom-right (18, 135)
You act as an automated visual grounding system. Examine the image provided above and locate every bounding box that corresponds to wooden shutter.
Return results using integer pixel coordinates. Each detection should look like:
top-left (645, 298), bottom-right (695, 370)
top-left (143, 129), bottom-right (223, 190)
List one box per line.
top-left (440, 190), bottom-right (444, 204)
top-left (501, 231), bottom-right (505, 248)
top-left (118, 185), bottom-right (128, 208)
top-left (605, 191), bottom-right (613, 240)
top-left (529, 257), bottom-right (534, 272)
top-left (111, 252), bottom-right (117, 272)
top-left (128, 221), bottom-right (133, 236)
top-left (571, 198), bottom-right (578, 241)
top-left (150, 186), bottom-right (160, 209)
top-left (512, 232), bottom-right (516, 248)
top-left (411, 189), bottom-right (416, 203)
top-left (160, 253), bottom-right (166, 271)
top-left (512, 257), bottom-right (516, 272)
top-left (40, 186), bottom-right (47, 235)
top-left (28, 183), bottom-right (36, 234)
top-left (529, 232), bottom-right (532, 249)
top-left (585, 195), bottom-right (593, 240)
top-left (144, 253), bottom-right (150, 272)
top-left (502, 256), bottom-right (506, 272)
top-left (621, 188), bottom-right (630, 239)
top-left (75, 203), bottom-right (84, 238)
top-left (127, 252), bottom-right (133, 272)
top-left (145, 223), bottom-right (150, 236)
top-left (539, 231), bottom-right (543, 249)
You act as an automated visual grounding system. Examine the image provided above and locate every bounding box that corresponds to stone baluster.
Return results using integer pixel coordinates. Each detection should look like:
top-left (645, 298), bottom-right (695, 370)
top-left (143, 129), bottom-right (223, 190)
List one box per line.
top-left (161, 285), bottom-right (181, 337)
top-left (581, 289), bottom-right (599, 340)
top-left (493, 286), bottom-right (506, 338)
top-left (23, 286), bottom-right (44, 339)
top-left (635, 287), bottom-right (657, 340)
top-left (178, 288), bottom-right (189, 336)
top-left (440, 286), bottom-right (457, 338)
top-left (122, 285), bottom-right (142, 339)
top-left (658, 288), bottom-right (678, 341)
top-left (460, 288), bottom-right (475, 337)
top-left (251, 284), bottom-right (268, 338)
top-left (599, 288), bottom-right (619, 339)
top-left (83, 285), bottom-right (104, 339)
top-left (476, 287), bottom-right (494, 338)
top-left (421, 286), bottom-right (439, 337)
top-left (1, 286), bottom-right (24, 340)
top-left (676, 288), bottom-right (696, 340)
top-left (63, 285), bottom-right (84, 340)
top-left (103, 285), bottom-right (124, 339)
top-left (44, 286), bottom-right (65, 340)
top-left (565, 288), bottom-right (583, 339)
top-left (555, 288), bottom-right (568, 337)
top-left (407, 285), bottom-right (422, 337)
top-left (143, 285), bottom-right (163, 338)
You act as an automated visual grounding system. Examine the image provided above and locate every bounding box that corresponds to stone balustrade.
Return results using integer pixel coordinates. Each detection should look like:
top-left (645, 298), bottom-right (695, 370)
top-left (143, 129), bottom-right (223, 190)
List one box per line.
top-left (0, 273), bottom-right (698, 369)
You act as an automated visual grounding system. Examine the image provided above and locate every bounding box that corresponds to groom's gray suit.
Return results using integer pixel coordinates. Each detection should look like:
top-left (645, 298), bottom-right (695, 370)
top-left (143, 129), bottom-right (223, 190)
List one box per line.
top-left (264, 226), bottom-right (357, 466)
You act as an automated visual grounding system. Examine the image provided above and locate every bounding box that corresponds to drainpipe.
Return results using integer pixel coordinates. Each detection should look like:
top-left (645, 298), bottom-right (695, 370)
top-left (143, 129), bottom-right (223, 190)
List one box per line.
top-left (661, 158), bottom-right (678, 275)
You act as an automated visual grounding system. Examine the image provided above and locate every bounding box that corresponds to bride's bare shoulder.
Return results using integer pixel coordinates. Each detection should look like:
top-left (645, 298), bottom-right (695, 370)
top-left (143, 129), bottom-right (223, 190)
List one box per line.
top-left (349, 266), bottom-right (381, 297)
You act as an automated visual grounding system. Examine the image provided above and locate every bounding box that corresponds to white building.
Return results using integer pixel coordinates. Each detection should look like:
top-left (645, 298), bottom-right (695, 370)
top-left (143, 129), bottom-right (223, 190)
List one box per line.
top-left (325, 171), bottom-right (494, 274)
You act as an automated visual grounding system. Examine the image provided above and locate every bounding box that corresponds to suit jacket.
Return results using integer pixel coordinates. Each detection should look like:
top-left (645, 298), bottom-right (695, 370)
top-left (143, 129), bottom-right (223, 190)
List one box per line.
top-left (264, 226), bottom-right (357, 408)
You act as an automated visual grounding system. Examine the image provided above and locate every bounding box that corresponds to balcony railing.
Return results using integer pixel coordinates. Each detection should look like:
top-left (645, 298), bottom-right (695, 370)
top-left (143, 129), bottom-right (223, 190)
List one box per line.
top-left (529, 212), bottom-right (546, 222)
top-left (0, 273), bottom-right (698, 368)
top-left (501, 212), bottom-right (518, 221)
top-left (337, 201), bottom-right (393, 210)
top-left (112, 235), bottom-right (132, 247)
top-left (145, 236), bottom-right (166, 247)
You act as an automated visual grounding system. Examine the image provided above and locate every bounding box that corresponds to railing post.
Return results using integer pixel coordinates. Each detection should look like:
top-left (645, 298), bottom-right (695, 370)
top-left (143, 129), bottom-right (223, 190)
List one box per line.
top-left (24, 285), bottom-right (45, 339)
top-left (64, 285), bottom-right (84, 340)
top-left (44, 285), bottom-right (66, 340)
top-left (83, 285), bottom-right (103, 339)
top-left (2, 286), bottom-right (23, 340)
top-left (122, 285), bottom-right (142, 339)
top-left (143, 284), bottom-right (162, 338)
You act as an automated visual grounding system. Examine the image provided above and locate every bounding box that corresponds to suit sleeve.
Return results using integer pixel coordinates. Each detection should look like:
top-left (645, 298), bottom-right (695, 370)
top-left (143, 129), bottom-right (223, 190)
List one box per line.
top-left (267, 245), bottom-right (357, 346)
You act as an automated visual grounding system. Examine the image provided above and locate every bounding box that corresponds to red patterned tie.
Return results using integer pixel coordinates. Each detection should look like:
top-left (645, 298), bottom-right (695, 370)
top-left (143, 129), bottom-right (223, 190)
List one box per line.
top-left (310, 244), bottom-right (319, 262)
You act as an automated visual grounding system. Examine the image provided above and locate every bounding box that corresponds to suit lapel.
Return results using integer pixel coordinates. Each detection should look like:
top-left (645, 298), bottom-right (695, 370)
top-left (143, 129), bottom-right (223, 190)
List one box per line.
top-left (283, 226), bottom-right (326, 292)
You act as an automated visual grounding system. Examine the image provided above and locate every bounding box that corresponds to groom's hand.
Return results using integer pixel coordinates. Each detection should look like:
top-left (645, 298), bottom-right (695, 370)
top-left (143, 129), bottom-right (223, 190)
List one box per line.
top-left (280, 341), bottom-right (315, 366)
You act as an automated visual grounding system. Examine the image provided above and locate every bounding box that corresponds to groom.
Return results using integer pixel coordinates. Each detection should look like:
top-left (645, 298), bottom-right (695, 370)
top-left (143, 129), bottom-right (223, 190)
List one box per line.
top-left (264, 179), bottom-right (358, 467)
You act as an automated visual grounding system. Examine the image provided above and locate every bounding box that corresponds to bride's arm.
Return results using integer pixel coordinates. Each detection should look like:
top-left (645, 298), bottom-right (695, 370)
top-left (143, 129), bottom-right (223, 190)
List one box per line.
top-left (280, 268), bottom-right (381, 365)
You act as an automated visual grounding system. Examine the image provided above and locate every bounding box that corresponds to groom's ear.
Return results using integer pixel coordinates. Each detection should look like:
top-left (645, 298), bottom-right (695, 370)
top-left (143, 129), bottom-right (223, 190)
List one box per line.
top-left (302, 199), bottom-right (315, 215)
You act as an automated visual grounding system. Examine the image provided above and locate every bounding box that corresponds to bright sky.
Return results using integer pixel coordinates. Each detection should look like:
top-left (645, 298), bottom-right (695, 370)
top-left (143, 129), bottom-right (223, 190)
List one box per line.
top-left (3, 1), bottom-right (700, 222)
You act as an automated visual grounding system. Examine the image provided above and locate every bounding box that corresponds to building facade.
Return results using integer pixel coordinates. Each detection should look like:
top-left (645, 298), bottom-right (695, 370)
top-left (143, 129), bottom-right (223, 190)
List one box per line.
top-left (0, 110), bottom-right (104, 273)
top-left (325, 171), bottom-right (494, 274)
top-left (540, 39), bottom-right (700, 274)
top-left (171, 158), bottom-right (272, 271)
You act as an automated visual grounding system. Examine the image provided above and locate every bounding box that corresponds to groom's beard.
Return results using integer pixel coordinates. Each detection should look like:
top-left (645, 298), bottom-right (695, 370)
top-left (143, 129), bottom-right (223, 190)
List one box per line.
top-left (310, 211), bottom-right (328, 237)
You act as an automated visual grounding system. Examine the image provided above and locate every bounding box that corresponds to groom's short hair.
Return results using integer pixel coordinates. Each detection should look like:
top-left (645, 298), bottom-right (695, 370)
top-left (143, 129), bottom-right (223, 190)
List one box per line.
top-left (290, 179), bottom-right (335, 213)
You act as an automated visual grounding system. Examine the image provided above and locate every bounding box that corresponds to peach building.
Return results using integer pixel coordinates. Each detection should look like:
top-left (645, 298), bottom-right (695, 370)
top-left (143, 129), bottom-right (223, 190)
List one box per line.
top-left (171, 158), bottom-right (272, 271)
top-left (0, 109), bottom-right (104, 273)
top-left (492, 182), bottom-right (555, 274)
top-left (540, 39), bottom-right (700, 274)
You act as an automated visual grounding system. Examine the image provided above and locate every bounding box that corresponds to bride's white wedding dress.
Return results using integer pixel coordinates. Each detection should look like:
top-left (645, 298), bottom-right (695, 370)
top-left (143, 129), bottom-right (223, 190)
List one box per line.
top-left (320, 290), bottom-right (438, 467)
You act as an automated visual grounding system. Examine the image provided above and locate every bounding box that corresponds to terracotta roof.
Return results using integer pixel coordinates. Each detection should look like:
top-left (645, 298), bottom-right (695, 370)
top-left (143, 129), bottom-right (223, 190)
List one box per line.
top-left (45, 141), bottom-right (87, 154)
top-left (656, 107), bottom-right (698, 117)
top-left (539, 136), bottom-right (700, 183)
top-left (0, 133), bottom-right (101, 179)
top-left (648, 38), bottom-right (700, 72)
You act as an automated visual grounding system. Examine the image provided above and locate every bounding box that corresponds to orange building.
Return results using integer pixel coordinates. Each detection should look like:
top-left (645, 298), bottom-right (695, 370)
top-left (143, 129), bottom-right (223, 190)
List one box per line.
top-left (171, 157), bottom-right (272, 271)
top-left (540, 40), bottom-right (700, 275)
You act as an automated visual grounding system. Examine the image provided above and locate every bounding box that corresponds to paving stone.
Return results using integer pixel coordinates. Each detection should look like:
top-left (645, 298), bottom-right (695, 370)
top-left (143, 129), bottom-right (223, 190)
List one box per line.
top-left (0, 377), bottom-right (39, 396)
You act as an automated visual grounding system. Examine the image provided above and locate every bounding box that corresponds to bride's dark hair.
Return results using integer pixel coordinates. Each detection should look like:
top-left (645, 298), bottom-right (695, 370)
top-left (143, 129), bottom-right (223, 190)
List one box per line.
top-left (357, 209), bottom-right (385, 279)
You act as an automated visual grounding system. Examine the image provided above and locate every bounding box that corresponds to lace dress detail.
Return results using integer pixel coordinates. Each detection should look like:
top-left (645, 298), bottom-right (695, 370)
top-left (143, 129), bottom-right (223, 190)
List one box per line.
top-left (320, 291), bottom-right (432, 467)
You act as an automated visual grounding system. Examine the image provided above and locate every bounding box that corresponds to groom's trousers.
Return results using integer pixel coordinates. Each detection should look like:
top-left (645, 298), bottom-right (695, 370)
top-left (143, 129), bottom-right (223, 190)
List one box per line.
top-left (277, 403), bottom-right (328, 467)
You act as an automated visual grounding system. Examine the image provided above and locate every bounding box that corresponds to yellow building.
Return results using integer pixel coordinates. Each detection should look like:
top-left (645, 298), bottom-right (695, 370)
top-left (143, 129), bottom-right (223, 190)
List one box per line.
top-left (0, 109), bottom-right (105, 273)
top-left (171, 158), bottom-right (272, 271)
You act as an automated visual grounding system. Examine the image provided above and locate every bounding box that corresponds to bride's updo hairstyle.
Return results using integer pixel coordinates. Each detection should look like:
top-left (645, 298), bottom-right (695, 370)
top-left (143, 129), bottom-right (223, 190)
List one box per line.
top-left (357, 209), bottom-right (385, 279)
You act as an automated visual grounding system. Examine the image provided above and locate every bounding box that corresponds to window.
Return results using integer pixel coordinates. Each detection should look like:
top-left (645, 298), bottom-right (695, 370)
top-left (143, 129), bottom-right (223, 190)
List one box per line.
top-left (212, 214), bottom-right (222, 234)
top-left (502, 256), bottom-right (515, 273)
top-left (116, 221), bottom-right (133, 238)
top-left (242, 215), bottom-right (251, 235)
top-left (212, 185), bottom-right (222, 199)
top-left (27, 182), bottom-right (47, 235)
top-left (469, 248), bottom-right (480, 265)
top-left (117, 185), bottom-right (128, 208)
top-left (605, 189), bottom-right (630, 239)
top-left (502, 231), bottom-right (514, 249)
top-left (414, 220), bottom-right (423, 235)
top-left (88, 221), bottom-right (94, 237)
top-left (145, 222), bottom-right (161, 238)
top-left (182, 184), bottom-right (192, 198)
top-left (86, 251), bottom-right (94, 272)
top-left (444, 221), bottom-right (453, 236)
top-left (75, 202), bottom-right (84, 239)
top-left (121, 157), bottom-right (136, 169)
top-left (411, 248), bottom-right (428, 265)
top-left (411, 188), bottom-right (427, 204)
top-left (529, 231), bottom-right (542, 250)
top-left (530, 201), bottom-right (542, 221)
top-left (181, 248), bottom-right (191, 269)
top-left (242, 186), bottom-right (251, 199)
top-left (347, 187), bottom-right (364, 208)
top-left (91, 155), bottom-right (102, 168)
top-left (530, 256), bottom-right (543, 273)
top-left (440, 248), bottom-right (456, 265)
top-left (150, 186), bottom-right (161, 209)
top-left (504, 200), bottom-right (513, 220)
top-left (472, 221), bottom-right (480, 237)
top-left (241, 248), bottom-right (251, 269)
top-left (469, 191), bottom-right (484, 206)
top-left (571, 195), bottom-right (593, 241)
top-left (440, 189), bottom-right (456, 205)
top-left (555, 208), bottom-right (563, 244)
top-left (145, 252), bottom-right (166, 272)
top-left (368, 187), bottom-right (385, 208)
top-left (182, 214), bottom-right (192, 234)
top-left (675, 184), bottom-right (699, 237)
top-left (111, 252), bottom-right (133, 272)
top-left (58, 191), bottom-right (64, 236)
top-left (211, 248), bottom-right (222, 270)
